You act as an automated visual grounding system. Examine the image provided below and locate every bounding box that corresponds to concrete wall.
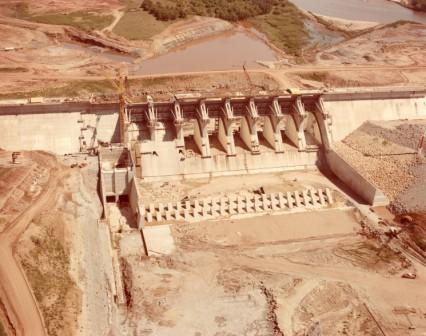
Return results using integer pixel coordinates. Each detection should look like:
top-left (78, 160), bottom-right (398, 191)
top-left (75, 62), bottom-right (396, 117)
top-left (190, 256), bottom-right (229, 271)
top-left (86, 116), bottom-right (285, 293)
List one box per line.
top-left (140, 149), bottom-right (319, 181)
top-left (129, 177), bottom-right (144, 229)
top-left (325, 150), bottom-right (388, 206)
top-left (1, 112), bottom-right (82, 154)
top-left (1, 91), bottom-right (425, 155)
top-left (326, 97), bottom-right (426, 141)
top-left (0, 109), bottom-right (118, 154)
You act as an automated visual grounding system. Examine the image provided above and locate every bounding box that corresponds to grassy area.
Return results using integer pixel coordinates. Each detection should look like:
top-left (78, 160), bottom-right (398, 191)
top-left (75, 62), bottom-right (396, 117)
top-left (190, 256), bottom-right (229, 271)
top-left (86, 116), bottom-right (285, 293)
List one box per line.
top-left (13, 4), bottom-right (114, 31)
top-left (21, 224), bottom-right (78, 336)
top-left (113, 10), bottom-right (174, 40)
top-left (248, 2), bottom-right (308, 56)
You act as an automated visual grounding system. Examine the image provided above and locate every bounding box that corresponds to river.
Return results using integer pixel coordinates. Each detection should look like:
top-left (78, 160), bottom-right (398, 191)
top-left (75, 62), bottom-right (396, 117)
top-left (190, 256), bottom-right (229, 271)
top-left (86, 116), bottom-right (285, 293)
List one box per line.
top-left (289, 0), bottom-right (426, 24)
top-left (135, 31), bottom-right (279, 75)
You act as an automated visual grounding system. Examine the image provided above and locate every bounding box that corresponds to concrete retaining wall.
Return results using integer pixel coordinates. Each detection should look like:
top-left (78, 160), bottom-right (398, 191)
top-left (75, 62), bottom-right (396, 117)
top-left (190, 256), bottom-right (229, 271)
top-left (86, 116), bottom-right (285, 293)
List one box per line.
top-left (129, 178), bottom-right (145, 229)
top-left (139, 149), bottom-right (319, 181)
top-left (325, 97), bottom-right (426, 141)
top-left (0, 109), bottom-right (118, 154)
top-left (325, 150), bottom-right (389, 206)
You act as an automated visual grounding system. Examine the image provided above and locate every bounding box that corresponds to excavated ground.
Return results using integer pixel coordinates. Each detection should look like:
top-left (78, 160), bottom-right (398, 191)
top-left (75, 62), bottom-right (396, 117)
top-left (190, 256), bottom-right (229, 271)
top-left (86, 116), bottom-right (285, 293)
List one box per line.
top-left (115, 209), bottom-right (426, 336)
top-left (102, 167), bottom-right (426, 335)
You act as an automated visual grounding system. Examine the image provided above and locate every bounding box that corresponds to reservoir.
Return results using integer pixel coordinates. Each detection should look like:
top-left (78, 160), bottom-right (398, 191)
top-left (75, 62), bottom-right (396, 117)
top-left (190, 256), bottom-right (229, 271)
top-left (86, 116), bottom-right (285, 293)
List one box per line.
top-left (289, 0), bottom-right (426, 24)
top-left (135, 31), bottom-right (278, 75)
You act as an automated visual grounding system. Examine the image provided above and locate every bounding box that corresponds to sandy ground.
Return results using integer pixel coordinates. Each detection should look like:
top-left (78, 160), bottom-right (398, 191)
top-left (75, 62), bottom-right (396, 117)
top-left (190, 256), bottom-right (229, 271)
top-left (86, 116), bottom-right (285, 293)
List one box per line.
top-left (137, 170), bottom-right (347, 210)
top-left (315, 22), bottom-right (426, 67)
top-left (117, 206), bottom-right (426, 335)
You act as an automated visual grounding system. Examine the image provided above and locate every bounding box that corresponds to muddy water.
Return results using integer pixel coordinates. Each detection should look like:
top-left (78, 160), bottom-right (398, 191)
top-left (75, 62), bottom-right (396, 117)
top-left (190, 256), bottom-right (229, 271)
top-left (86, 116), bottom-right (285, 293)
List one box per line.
top-left (135, 31), bottom-right (279, 75)
top-left (289, 0), bottom-right (426, 24)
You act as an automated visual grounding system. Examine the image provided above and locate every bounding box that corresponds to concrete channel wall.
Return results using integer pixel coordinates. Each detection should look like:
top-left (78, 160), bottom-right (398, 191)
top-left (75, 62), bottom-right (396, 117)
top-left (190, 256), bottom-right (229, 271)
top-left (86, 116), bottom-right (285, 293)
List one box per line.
top-left (0, 102), bottom-right (118, 154)
top-left (129, 178), bottom-right (145, 229)
top-left (325, 96), bottom-right (426, 141)
top-left (325, 150), bottom-right (389, 206)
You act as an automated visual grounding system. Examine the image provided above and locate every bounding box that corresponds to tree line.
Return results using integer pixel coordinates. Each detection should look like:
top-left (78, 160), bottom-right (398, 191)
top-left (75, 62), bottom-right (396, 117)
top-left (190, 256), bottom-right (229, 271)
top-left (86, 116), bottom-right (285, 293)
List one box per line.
top-left (141, 0), bottom-right (276, 22)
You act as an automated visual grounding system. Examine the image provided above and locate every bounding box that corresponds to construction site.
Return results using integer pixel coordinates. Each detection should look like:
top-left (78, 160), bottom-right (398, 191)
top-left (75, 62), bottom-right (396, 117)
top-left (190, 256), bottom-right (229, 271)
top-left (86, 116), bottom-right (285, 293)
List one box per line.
top-left (1, 1), bottom-right (426, 336)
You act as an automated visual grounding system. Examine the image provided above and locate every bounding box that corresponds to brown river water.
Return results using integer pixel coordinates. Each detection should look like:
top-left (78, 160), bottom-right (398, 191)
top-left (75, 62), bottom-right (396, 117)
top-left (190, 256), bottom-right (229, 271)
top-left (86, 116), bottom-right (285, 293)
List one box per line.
top-left (63, 0), bottom-right (426, 75)
top-left (289, 0), bottom-right (426, 24)
top-left (135, 31), bottom-right (279, 75)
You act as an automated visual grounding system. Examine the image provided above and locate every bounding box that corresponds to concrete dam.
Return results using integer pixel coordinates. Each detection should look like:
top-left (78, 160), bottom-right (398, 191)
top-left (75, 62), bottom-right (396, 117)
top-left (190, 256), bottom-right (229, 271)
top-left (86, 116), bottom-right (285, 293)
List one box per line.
top-left (1, 87), bottom-right (426, 215)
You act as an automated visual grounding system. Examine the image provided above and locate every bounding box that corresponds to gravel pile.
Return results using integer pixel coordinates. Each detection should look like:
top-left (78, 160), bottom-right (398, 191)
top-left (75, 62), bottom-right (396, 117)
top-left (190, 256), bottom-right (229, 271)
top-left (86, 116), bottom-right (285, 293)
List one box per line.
top-left (335, 121), bottom-right (425, 213)
top-left (360, 121), bottom-right (426, 151)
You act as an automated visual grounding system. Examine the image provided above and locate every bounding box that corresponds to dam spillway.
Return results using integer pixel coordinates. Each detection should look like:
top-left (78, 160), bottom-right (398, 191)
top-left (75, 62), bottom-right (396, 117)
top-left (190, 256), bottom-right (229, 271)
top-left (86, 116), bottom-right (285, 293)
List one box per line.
top-left (0, 87), bottom-right (425, 182)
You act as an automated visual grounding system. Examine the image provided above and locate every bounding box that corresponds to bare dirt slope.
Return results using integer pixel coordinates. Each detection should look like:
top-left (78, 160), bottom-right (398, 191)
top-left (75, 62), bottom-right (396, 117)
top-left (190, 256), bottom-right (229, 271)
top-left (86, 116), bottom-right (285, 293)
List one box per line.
top-left (0, 152), bottom-right (115, 336)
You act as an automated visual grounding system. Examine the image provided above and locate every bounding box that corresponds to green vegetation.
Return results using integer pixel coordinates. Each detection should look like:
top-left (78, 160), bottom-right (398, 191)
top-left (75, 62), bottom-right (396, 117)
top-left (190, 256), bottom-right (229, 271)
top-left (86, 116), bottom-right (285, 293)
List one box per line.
top-left (12, 3), bottom-right (114, 31)
top-left (141, 0), bottom-right (275, 21)
top-left (21, 224), bottom-right (78, 336)
top-left (249, 1), bottom-right (308, 56)
top-left (115, 0), bottom-right (309, 55)
top-left (113, 10), bottom-right (174, 40)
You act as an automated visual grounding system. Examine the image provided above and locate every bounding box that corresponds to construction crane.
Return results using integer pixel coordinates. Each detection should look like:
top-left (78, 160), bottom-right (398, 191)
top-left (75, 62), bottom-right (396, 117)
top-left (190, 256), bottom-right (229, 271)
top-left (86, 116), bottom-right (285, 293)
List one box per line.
top-left (109, 71), bottom-right (131, 145)
top-left (417, 127), bottom-right (426, 157)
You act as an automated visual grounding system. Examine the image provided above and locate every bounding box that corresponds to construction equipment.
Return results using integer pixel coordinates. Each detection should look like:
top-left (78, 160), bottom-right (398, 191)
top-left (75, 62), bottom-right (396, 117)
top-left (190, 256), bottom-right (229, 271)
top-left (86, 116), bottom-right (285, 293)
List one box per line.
top-left (109, 71), bottom-right (131, 145)
top-left (87, 114), bottom-right (101, 155)
top-left (11, 151), bottom-right (21, 164)
top-left (417, 127), bottom-right (426, 157)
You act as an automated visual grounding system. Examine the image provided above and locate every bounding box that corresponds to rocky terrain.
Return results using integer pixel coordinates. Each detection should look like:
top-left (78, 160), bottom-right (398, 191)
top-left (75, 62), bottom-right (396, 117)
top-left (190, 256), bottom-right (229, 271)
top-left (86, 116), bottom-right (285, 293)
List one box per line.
top-left (335, 120), bottom-right (426, 214)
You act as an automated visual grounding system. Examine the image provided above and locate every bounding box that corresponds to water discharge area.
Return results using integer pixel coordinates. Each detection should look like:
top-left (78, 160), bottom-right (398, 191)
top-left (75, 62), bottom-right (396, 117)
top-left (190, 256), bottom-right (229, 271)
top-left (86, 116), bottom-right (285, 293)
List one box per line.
top-left (135, 31), bottom-right (279, 75)
top-left (289, 0), bottom-right (426, 24)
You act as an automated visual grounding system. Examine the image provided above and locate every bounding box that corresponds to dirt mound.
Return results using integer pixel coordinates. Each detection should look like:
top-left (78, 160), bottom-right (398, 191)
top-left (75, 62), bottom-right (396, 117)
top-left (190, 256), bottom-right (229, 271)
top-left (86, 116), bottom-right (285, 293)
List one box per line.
top-left (293, 281), bottom-right (382, 335)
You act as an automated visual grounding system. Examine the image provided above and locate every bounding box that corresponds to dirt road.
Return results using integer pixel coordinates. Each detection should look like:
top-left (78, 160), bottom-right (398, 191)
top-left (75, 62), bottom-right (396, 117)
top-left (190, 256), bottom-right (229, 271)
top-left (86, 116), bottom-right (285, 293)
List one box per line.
top-left (0, 64), bottom-right (425, 81)
top-left (0, 157), bottom-right (61, 336)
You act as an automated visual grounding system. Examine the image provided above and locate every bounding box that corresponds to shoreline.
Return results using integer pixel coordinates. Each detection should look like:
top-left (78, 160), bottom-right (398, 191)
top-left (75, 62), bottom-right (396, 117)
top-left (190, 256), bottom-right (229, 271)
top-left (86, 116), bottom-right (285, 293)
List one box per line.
top-left (388, 0), bottom-right (426, 12)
